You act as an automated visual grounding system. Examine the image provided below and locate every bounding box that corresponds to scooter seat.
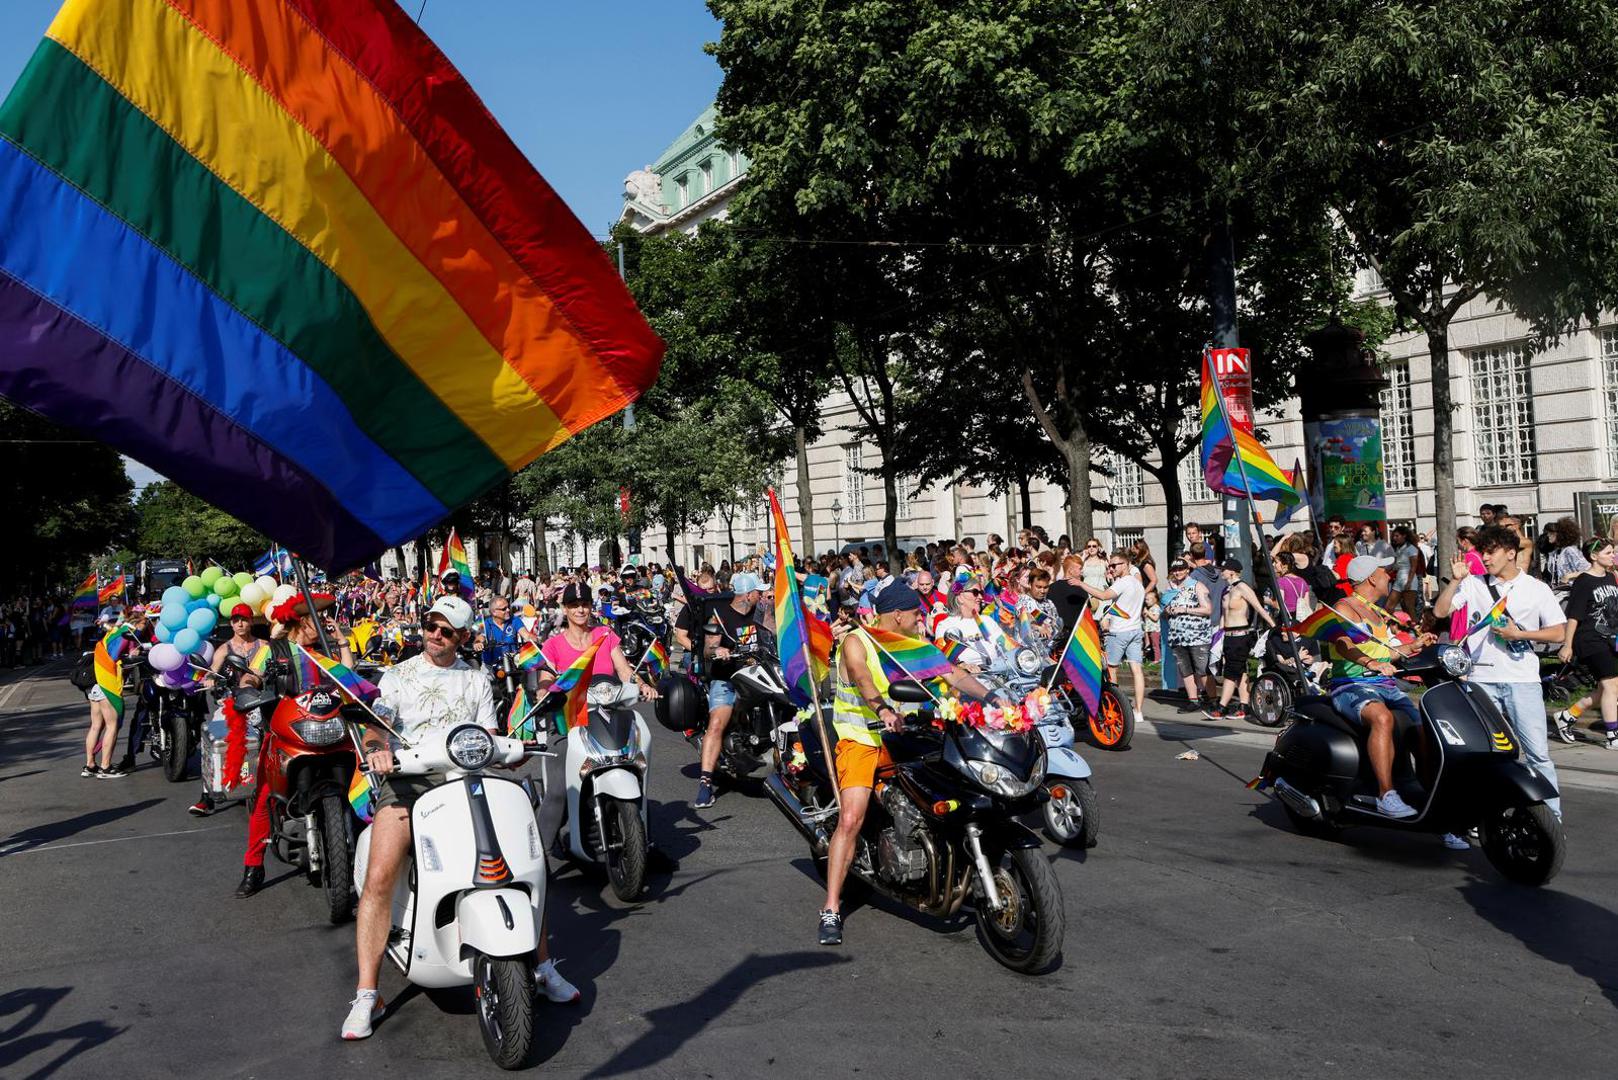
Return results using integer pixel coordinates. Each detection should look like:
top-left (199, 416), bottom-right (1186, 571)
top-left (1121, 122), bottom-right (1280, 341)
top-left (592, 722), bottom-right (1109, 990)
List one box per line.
top-left (1292, 696), bottom-right (1356, 736)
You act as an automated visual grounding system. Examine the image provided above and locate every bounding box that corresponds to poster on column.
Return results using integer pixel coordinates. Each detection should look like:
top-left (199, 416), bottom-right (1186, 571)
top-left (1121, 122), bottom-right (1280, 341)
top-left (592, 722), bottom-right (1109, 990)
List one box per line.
top-left (1303, 416), bottom-right (1387, 522)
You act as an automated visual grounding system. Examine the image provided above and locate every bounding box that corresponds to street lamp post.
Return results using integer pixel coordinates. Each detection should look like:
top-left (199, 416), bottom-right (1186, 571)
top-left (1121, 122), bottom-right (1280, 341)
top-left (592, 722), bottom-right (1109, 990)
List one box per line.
top-left (831, 498), bottom-right (843, 553)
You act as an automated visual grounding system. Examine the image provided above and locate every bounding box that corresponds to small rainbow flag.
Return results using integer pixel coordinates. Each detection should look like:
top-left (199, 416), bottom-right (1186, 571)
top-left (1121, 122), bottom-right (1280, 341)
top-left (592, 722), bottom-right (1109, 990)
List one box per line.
top-left (70, 572), bottom-right (97, 612)
top-left (806, 609), bottom-right (834, 687)
top-left (347, 768), bottom-right (373, 823)
top-left (512, 640), bottom-right (543, 671)
top-left (505, 685), bottom-right (531, 738)
top-left (97, 574), bottom-right (125, 604)
top-left (1245, 775), bottom-right (1269, 792)
top-left (1057, 605), bottom-right (1104, 717)
top-left (1463, 594), bottom-right (1511, 639)
top-left (548, 639), bottom-right (599, 695)
top-left (557, 639), bottom-right (601, 733)
top-left (1199, 351), bottom-right (1300, 507)
top-left (935, 636), bottom-right (971, 666)
top-left (1101, 602), bottom-right (1131, 622)
top-left (296, 643), bottom-right (378, 703)
top-left (865, 626), bottom-right (955, 683)
top-left (1293, 606), bottom-right (1374, 646)
top-left (638, 638), bottom-right (670, 680)
top-left (438, 528), bottom-right (475, 599)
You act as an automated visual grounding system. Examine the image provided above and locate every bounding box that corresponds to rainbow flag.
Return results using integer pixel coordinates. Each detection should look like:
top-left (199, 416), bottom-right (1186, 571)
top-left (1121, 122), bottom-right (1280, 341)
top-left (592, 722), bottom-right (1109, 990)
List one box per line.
top-left (505, 685), bottom-right (531, 739)
top-left (549, 638), bottom-right (599, 695)
top-left (287, 645), bottom-right (323, 691)
top-left (0, 0), bottom-right (662, 572)
top-left (1199, 352), bottom-right (1300, 507)
top-left (935, 636), bottom-right (971, 666)
top-left (70, 572), bottom-right (97, 612)
top-left (438, 528), bottom-right (474, 598)
top-left (1463, 594), bottom-right (1511, 639)
top-left (556, 640), bottom-right (601, 733)
top-left (769, 488), bottom-right (819, 708)
top-left (512, 640), bottom-right (543, 672)
top-left (419, 566), bottom-right (435, 610)
top-left (1056, 605), bottom-right (1104, 717)
top-left (296, 643), bottom-right (379, 703)
top-left (1294, 605), bottom-right (1374, 646)
top-left (97, 574), bottom-right (125, 604)
top-left (93, 623), bottom-right (136, 718)
top-left (638, 638), bottom-right (670, 681)
top-left (865, 626), bottom-right (955, 683)
top-left (807, 609), bottom-right (834, 687)
top-left (347, 768), bottom-right (373, 824)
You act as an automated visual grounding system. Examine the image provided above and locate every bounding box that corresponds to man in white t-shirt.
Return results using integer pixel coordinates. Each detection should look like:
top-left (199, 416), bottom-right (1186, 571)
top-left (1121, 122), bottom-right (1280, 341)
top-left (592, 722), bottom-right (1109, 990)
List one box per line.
top-left (1077, 551), bottom-right (1148, 713)
top-left (1433, 524), bottom-right (1566, 818)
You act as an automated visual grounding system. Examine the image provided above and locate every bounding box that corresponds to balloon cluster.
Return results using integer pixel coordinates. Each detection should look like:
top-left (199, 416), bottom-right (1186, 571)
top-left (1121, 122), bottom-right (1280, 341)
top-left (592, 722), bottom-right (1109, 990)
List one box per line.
top-left (145, 566), bottom-right (288, 692)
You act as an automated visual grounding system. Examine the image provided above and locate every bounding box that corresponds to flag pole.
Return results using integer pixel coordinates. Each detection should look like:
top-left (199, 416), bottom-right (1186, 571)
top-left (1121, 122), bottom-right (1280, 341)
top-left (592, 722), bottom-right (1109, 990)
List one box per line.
top-left (1204, 349), bottom-right (1317, 697)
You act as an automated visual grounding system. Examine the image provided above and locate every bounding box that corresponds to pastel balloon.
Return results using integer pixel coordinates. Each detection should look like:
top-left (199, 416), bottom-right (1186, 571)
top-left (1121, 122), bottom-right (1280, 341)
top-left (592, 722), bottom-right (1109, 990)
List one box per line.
top-left (232, 571), bottom-right (253, 588)
top-left (199, 566), bottom-right (224, 586)
top-left (239, 584), bottom-right (264, 609)
top-left (197, 641), bottom-right (214, 664)
top-left (153, 620), bottom-right (173, 643)
top-left (182, 575), bottom-right (206, 598)
top-left (212, 577), bottom-right (239, 599)
top-left (254, 576), bottom-right (277, 596)
top-left (187, 608), bottom-right (217, 636)
top-left (171, 627), bottom-right (201, 654)
top-left (148, 642), bottom-right (185, 672)
top-left (206, 593), bottom-right (222, 608)
top-left (162, 586), bottom-right (190, 610)
top-left (160, 604), bottom-right (189, 629)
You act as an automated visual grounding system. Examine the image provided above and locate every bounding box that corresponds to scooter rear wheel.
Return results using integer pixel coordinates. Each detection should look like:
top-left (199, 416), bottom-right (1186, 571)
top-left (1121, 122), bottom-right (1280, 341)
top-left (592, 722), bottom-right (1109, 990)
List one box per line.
top-left (1481, 803), bottom-right (1565, 887)
top-left (474, 954), bottom-right (537, 1070)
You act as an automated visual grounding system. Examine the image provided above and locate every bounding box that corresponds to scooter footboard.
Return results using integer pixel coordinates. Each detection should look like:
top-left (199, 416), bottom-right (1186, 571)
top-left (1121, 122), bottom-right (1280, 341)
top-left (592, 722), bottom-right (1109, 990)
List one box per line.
top-left (457, 888), bottom-right (539, 959)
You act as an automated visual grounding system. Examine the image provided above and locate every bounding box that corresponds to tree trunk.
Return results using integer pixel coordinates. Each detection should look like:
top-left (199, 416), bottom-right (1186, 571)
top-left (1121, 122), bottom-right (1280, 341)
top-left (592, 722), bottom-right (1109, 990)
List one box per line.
top-left (881, 466), bottom-right (899, 560)
top-left (724, 513), bottom-right (736, 567)
top-left (532, 517), bottom-right (548, 575)
top-left (1150, 462), bottom-right (1184, 562)
top-left (1427, 322), bottom-right (1457, 574)
top-left (392, 544), bottom-right (407, 580)
top-left (1060, 430), bottom-right (1094, 546)
top-left (1019, 475), bottom-right (1033, 529)
top-left (794, 424), bottom-right (816, 557)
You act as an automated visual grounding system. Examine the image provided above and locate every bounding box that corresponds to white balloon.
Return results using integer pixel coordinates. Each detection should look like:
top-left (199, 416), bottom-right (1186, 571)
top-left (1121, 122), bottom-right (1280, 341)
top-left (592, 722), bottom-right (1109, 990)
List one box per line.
top-left (254, 575), bottom-right (278, 596)
top-left (239, 583), bottom-right (265, 609)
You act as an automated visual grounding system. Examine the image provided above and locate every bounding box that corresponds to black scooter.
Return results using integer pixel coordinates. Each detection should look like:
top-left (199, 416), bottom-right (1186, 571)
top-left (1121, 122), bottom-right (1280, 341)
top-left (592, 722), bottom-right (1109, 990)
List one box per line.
top-left (1259, 644), bottom-right (1565, 886)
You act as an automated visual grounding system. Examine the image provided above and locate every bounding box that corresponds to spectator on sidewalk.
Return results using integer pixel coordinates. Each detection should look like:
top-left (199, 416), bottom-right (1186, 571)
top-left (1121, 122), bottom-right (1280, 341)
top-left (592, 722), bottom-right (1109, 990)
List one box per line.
top-left (1543, 517), bottom-right (1590, 593)
top-left (1074, 551), bottom-right (1148, 715)
top-left (1160, 559), bottom-right (1213, 712)
top-left (1387, 526), bottom-right (1420, 618)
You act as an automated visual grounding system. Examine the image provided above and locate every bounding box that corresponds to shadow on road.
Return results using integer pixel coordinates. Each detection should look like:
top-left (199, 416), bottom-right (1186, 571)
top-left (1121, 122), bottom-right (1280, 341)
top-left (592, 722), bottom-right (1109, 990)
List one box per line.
top-left (0, 770), bottom-right (47, 786)
top-left (0, 986), bottom-right (125, 1080)
top-left (1460, 875), bottom-right (1618, 1012)
top-left (583, 950), bottom-right (847, 1078)
top-left (0, 799), bottom-right (163, 857)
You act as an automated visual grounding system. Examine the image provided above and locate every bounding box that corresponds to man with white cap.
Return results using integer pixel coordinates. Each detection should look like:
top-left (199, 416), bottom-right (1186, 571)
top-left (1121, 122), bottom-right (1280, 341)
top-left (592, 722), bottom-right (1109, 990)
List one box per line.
top-left (694, 571), bottom-right (766, 809)
top-left (1325, 554), bottom-right (1436, 819)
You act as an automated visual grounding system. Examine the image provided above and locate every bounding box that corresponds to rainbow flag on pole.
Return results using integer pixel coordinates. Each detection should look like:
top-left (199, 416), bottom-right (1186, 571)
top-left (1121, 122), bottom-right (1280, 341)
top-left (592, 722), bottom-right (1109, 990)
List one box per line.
top-left (1056, 605), bottom-right (1104, 717)
top-left (295, 643), bottom-right (379, 704)
top-left (70, 572), bottom-right (97, 612)
top-left (511, 640), bottom-right (543, 672)
top-left (769, 488), bottom-right (820, 708)
top-left (556, 640), bottom-right (601, 733)
top-left (347, 768), bottom-right (374, 823)
top-left (1199, 352), bottom-right (1299, 507)
top-left (637, 638), bottom-right (670, 681)
top-left (1293, 605), bottom-right (1374, 646)
top-left (505, 685), bottom-right (531, 739)
top-left (97, 574), bottom-right (125, 604)
top-left (865, 626), bottom-right (955, 684)
top-left (548, 639), bottom-right (599, 695)
top-left (438, 527), bottom-right (474, 598)
top-left (0, 0), bottom-right (663, 572)
top-left (1463, 594), bottom-right (1511, 640)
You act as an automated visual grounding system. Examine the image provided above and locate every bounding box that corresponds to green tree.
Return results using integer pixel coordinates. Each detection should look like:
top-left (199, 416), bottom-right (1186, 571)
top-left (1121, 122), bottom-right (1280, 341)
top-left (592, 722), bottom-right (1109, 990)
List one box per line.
top-left (133, 480), bottom-right (265, 567)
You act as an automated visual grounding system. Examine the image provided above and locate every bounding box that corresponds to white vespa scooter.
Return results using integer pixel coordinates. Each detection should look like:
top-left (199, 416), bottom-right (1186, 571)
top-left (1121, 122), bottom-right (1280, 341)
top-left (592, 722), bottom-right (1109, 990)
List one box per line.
top-left (353, 721), bottom-right (547, 1070)
top-left (537, 676), bottom-right (652, 903)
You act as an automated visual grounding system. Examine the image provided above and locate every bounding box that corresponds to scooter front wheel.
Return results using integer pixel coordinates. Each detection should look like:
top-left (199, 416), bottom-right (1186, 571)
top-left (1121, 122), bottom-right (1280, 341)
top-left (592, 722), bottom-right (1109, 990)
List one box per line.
top-left (604, 797), bottom-right (647, 903)
top-left (1481, 803), bottom-right (1565, 886)
top-left (474, 954), bottom-right (537, 1070)
top-left (1087, 688), bottom-right (1134, 750)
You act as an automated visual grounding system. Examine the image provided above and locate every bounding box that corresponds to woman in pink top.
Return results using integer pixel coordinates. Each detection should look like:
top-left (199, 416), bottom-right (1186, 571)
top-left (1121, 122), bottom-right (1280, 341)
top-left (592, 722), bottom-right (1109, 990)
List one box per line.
top-left (537, 583), bottom-right (658, 700)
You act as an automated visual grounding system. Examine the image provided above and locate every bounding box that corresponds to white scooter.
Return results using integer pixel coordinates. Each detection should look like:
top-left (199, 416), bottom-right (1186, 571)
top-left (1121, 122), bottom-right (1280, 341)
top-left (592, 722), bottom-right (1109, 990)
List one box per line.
top-left (353, 722), bottom-right (547, 1070)
top-left (536, 676), bottom-right (652, 903)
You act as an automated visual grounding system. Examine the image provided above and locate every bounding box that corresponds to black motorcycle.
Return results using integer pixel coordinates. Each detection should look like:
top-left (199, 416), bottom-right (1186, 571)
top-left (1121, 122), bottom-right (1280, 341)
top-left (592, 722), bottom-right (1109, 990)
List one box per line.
top-left (127, 657), bottom-right (206, 782)
top-left (766, 681), bottom-right (1065, 974)
top-left (1260, 644), bottom-right (1565, 886)
top-left (662, 628), bottom-right (793, 783)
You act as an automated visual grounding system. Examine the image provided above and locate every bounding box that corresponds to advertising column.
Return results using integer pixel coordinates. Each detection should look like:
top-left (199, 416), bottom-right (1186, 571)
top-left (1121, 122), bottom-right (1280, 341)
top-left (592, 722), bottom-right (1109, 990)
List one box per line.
top-left (1299, 321), bottom-right (1390, 536)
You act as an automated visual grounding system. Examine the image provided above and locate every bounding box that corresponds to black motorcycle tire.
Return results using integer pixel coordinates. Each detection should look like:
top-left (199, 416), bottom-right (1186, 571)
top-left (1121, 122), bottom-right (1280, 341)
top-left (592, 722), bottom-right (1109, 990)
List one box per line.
top-left (474, 954), bottom-right (537, 1070)
top-left (605, 797), bottom-right (647, 903)
top-left (1481, 803), bottom-right (1565, 887)
top-left (1249, 672), bottom-right (1292, 728)
top-left (318, 794), bottom-right (355, 924)
top-left (161, 706), bottom-right (192, 782)
top-left (1042, 778), bottom-right (1099, 849)
top-left (973, 846), bottom-right (1064, 974)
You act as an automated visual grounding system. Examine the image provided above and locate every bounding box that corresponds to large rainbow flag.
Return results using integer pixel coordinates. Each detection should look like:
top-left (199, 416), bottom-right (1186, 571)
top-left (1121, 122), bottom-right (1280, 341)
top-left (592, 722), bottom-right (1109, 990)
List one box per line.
top-left (70, 572), bottom-right (97, 612)
top-left (438, 527), bottom-right (475, 598)
top-left (97, 574), bottom-right (125, 605)
top-left (0, 0), bottom-right (662, 571)
top-left (769, 488), bottom-right (823, 708)
top-left (1055, 605), bottom-right (1103, 717)
top-left (865, 627), bottom-right (954, 684)
top-left (1199, 352), bottom-right (1299, 507)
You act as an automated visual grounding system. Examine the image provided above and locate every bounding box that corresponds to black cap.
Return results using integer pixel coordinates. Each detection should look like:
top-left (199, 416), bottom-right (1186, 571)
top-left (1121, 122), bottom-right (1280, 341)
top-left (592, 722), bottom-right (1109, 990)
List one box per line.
top-left (1220, 558), bottom-right (1243, 572)
top-left (560, 583), bottom-right (592, 606)
top-left (874, 581), bottom-right (921, 614)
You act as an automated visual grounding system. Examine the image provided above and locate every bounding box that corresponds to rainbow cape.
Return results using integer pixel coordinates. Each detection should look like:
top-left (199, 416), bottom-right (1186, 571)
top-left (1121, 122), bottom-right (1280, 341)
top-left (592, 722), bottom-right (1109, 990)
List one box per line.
top-left (865, 626), bottom-right (955, 683)
top-left (769, 488), bottom-right (821, 708)
top-left (1056, 605), bottom-right (1104, 717)
top-left (438, 527), bottom-right (475, 598)
top-left (347, 768), bottom-right (373, 823)
top-left (1199, 352), bottom-right (1300, 507)
top-left (71, 572), bottom-right (97, 612)
top-left (0, 0), bottom-right (662, 571)
top-left (93, 623), bottom-right (137, 718)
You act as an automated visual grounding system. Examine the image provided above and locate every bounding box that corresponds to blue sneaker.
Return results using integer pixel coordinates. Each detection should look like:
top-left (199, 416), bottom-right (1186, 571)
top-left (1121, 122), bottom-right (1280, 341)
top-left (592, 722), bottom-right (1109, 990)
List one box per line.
top-left (694, 779), bottom-right (715, 809)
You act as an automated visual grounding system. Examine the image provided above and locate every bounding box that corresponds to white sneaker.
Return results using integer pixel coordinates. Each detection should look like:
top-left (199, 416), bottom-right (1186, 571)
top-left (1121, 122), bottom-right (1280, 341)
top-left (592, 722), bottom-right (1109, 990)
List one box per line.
top-left (535, 958), bottom-right (580, 1004)
top-left (1605, 733), bottom-right (1618, 751)
top-left (340, 989), bottom-right (384, 1040)
top-left (1375, 790), bottom-right (1419, 819)
top-left (1440, 832), bottom-right (1469, 850)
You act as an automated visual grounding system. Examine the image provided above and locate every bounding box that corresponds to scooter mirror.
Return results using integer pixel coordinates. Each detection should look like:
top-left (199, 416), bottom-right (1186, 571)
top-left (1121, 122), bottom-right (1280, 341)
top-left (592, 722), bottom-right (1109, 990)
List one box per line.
top-left (889, 679), bottom-right (932, 704)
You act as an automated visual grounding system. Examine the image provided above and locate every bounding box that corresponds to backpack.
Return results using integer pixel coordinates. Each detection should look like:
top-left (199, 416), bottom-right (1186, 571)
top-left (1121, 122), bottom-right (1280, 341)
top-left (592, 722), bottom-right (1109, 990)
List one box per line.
top-left (69, 650), bottom-right (96, 691)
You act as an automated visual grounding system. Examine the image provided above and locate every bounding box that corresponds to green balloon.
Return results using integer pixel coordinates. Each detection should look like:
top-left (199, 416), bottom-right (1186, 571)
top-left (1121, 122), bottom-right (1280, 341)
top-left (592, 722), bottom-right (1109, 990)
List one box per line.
top-left (212, 577), bottom-right (239, 599)
top-left (232, 571), bottom-right (253, 588)
top-left (199, 566), bottom-right (224, 586)
top-left (182, 575), bottom-right (206, 598)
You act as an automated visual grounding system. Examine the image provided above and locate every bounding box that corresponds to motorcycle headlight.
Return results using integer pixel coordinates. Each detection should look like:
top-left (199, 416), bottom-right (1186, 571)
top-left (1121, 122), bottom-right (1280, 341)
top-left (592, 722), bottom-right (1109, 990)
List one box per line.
top-left (965, 754), bottom-right (1044, 798)
top-left (291, 718), bottom-right (347, 746)
top-left (1013, 648), bottom-right (1041, 677)
top-left (1439, 645), bottom-right (1473, 678)
top-left (445, 724), bottom-right (496, 771)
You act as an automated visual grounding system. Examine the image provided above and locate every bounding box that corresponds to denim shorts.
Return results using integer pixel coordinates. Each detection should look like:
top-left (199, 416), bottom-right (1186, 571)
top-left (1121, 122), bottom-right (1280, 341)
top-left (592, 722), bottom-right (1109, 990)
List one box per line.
top-left (1330, 681), bottom-right (1419, 726)
top-left (1104, 629), bottom-right (1144, 666)
top-left (707, 679), bottom-right (738, 711)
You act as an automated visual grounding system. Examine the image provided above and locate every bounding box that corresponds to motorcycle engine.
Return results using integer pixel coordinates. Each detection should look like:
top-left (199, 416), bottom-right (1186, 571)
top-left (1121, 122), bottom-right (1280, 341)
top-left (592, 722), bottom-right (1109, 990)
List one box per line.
top-left (876, 785), bottom-right (929, 884)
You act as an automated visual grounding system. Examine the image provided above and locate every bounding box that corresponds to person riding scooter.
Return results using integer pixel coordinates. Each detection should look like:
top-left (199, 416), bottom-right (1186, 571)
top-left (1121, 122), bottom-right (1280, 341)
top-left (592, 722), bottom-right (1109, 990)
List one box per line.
top-left (1322, 556), bottom-right (1438, 822)
top-left (694, 572), bottom-right (767, 810)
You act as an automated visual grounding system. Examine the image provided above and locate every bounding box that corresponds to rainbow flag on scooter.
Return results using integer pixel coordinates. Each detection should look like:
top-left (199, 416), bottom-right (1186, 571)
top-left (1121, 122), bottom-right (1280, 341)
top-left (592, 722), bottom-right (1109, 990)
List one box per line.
top-left (347, 768), bottom-right (374, 823)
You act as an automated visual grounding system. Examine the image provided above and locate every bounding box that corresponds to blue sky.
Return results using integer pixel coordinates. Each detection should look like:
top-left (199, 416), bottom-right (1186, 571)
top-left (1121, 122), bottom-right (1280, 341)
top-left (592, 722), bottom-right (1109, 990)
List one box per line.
top-left (0, 0), bottom-right (725, 236)
top-left (0, 1), bottom-right (724, 488)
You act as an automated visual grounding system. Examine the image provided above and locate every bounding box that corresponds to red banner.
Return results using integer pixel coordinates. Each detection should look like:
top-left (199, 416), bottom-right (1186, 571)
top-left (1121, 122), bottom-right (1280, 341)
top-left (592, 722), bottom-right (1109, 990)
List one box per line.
top-left (1207, 347), bottom-right (1254, 435)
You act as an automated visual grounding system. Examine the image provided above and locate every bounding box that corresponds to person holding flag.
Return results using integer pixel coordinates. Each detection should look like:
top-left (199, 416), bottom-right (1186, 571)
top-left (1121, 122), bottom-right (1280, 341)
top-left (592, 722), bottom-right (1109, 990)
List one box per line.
top-left (1071, 551), bottom-right (1149, 717)
top-left (818, 581), bottom-right (997, 946)
top-left (1432, 524), bottom-right (1567, 820)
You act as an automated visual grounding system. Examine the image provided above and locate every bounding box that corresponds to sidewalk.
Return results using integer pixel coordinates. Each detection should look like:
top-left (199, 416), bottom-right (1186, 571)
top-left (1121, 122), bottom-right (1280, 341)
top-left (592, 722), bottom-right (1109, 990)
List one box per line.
top-left (1135, 692), bottom-right (1618, 780)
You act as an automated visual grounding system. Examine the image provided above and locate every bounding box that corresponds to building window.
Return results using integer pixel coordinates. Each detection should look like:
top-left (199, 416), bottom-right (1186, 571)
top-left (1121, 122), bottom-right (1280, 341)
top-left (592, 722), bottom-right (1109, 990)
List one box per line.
top-left (1175, 412), bottom-right (1216, 503)
top-left (842, 444), bottom-right (866, 521)
top-left (1101, 452), bottom-right (1145, 508)
top-left (675, 175), bottom-right (689, 208)
top-left (728, 150), bottom-right (741, 180)
top-left (699, 160), bottom-right (712, 196)
top-left (894, 475), bottom-right (916, 520)
top-left (1379, 360), bottom-right (1417, 492)
top-left (1113, 527), bottom-right (1145, 554)
top-left (1602, 329), bottom-right (1618, 476)
top-left (1469, 343), bottom-right (1537, 486)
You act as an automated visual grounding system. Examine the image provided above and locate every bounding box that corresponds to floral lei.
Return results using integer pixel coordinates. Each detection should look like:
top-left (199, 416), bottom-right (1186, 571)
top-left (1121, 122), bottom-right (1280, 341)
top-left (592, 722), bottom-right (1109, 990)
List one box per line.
top-left (934, 687), bottom-right (1052, 734)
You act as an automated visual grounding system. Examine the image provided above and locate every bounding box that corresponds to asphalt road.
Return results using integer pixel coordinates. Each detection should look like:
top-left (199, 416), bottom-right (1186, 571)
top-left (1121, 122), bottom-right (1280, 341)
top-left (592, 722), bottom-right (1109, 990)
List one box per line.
top-left (3, 663), bottom-right (1617, 1080)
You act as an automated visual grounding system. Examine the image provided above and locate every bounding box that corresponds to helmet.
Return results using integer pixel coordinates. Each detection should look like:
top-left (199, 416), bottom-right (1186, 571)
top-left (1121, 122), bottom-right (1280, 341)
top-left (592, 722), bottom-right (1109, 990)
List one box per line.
top-left (654, 675), bottom-right (703, 734)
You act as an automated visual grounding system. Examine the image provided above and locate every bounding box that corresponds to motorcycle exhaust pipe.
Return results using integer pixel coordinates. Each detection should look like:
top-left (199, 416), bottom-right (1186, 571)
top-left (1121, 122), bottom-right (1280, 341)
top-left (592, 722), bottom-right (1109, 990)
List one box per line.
top-left (1272, 777), bottom-right (1323, 821)
top-left (764, 773), bottom-right (829, 855)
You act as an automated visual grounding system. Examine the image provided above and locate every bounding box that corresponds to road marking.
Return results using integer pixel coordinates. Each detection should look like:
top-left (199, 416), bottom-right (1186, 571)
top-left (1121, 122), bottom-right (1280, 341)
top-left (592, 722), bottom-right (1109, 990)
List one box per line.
top-left (0, 679), bottom-right (25, 713)
top-left (0, 823), bottom-right (234, 858)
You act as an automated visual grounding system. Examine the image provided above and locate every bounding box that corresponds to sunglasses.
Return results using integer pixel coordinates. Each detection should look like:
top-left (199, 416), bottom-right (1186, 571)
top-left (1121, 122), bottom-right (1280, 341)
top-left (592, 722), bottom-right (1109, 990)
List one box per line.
top-left (422, 621), bottom-right (457, 638)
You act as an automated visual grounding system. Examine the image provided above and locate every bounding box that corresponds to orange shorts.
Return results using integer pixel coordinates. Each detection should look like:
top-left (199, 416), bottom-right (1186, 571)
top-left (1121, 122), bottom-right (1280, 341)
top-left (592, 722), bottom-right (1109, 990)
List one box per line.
top-left (834, 739), bottom-right (894, 793)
